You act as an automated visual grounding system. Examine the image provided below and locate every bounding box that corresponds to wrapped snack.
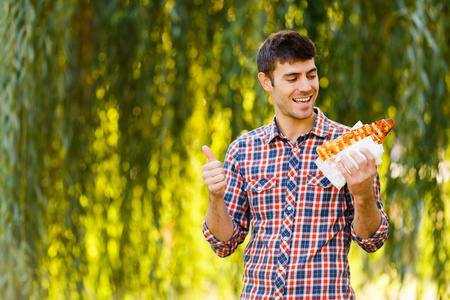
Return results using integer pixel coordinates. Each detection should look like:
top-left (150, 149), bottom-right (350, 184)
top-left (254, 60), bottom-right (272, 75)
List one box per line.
top-left (315, 119), bottom-right (395, 189)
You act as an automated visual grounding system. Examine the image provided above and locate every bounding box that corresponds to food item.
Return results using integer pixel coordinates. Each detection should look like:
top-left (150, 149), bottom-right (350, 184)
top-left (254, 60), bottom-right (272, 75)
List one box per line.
top-left (317, 118), bottom-right (395, 161)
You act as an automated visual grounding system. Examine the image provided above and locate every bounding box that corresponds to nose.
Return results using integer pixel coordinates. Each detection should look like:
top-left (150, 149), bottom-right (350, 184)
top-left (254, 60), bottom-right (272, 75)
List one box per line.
top-left (296, 76), bottom-right (311, 92)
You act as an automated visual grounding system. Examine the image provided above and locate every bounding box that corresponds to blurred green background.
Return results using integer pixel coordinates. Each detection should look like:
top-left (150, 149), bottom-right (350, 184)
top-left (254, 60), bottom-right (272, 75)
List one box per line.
top-left (1, 0), bottom-right (449, 299)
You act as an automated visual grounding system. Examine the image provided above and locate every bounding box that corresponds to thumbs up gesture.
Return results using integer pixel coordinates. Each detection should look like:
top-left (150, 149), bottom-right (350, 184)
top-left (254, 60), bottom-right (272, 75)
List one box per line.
top-left (201, 145), bottom-right (227, 199)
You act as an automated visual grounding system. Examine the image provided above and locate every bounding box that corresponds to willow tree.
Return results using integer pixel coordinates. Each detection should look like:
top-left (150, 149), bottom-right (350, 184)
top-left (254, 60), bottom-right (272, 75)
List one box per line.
top-left (0, 0), bottom-right (449, 299)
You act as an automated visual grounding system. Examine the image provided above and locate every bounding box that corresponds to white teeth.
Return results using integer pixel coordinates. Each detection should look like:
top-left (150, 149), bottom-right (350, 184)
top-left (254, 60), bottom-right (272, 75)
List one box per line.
top-left (293, 96), bottom-right (310, 102)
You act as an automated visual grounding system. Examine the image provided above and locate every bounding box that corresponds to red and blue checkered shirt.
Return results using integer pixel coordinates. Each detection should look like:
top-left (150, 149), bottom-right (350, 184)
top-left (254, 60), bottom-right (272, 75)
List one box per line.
top-left (202, 107), bottom-right (389, 299)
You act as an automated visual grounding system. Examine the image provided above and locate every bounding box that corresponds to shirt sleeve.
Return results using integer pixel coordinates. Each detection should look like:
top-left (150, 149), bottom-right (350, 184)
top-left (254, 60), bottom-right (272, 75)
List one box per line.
top-left (202, 141), bottom-right (250, 258)
top-left (348, 172), bottom-right (390, 253)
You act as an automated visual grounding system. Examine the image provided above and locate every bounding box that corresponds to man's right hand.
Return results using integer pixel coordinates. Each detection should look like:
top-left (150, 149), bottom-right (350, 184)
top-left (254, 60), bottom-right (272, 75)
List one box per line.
top-left (201, 145), bottom-right (226, 199)
top-left (202, 145), bottom-right (233, 242)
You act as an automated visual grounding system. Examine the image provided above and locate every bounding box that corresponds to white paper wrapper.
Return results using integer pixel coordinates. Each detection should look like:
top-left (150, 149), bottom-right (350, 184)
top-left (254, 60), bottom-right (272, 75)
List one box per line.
top-left (314, 121), bottom-right (385, 189)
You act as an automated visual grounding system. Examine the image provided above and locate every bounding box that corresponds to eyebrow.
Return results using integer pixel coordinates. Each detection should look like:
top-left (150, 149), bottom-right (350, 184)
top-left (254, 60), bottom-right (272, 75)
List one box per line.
top-left (282, 67), bottom-right (317, 77)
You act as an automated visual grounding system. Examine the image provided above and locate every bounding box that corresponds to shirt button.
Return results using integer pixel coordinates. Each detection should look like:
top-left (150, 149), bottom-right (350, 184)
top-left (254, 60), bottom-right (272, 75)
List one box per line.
top-left (287, 205), bottom-right (293, 211)
top-left (257, 187), bottom-right (262, 192)
top-left (276, 297), bottom-right (280, 300)
top-left (283, 236), bottom-right (289, 242)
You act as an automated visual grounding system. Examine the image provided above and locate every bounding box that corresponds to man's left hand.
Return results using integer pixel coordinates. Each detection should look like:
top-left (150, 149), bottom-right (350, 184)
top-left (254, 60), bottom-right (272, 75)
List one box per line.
top-left (337, 148), bottom-right (377, 201)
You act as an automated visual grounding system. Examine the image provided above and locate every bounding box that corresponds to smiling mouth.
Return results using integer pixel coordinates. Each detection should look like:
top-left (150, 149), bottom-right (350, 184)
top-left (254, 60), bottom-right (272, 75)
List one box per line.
top-left (293, 96), bottom-right (312, 103)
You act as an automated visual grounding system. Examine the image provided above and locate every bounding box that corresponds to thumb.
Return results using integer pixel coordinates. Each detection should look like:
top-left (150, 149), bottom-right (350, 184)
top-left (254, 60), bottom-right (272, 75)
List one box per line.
top-left (202, 145), bottom-right (217, 162)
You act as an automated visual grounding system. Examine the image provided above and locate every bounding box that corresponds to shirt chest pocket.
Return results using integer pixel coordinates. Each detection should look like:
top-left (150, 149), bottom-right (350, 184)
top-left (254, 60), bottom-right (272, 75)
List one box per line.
top-left (306, 173), bottom-right (334, 202)
top-left (306, 173), bottom-right (344, 220)
top-left (307, 173), bottom-right (333, 189)
top-left (246, 177), bottom-right (278, 223)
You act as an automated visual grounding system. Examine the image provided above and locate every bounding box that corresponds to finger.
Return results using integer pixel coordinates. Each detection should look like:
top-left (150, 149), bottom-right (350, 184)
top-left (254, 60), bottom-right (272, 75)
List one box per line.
top-left (202, 145), bottom-right (217, 162)
top-left (347, 151), bottom-right (367, 168)
top-left (204, 174), bottom-right (225, 186)
top-left (209, 181), bottom-right (227, 196)
top-left (359, 148), bottom-right (376, 167)
top-left (201, 161), bottom-right (223, 172)
top-left (339, 153), bottom-right (359, 173)
top-left (347, 150), bottom-right (377, 177)
top-left (202, 167), bottom-right (224, 180)
top-left (337, 160), bottom-right (352, 180)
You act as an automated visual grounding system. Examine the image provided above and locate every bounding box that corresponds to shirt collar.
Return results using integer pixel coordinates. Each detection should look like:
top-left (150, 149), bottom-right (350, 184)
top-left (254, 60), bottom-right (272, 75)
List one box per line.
top-left (264, 107), bottom-right (329, 145)
top-left (264, 116), bottom-right (283, 145)
top-left (310, 107), bottom-right (330, 139)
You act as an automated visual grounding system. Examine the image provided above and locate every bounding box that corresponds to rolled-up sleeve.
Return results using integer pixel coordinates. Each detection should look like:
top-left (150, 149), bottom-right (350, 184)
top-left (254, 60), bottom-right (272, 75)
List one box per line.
top-left (202, 141), bottom-right (250, 257)
top-left (202, 219), bottom-right (248, 257)
top-left (350, 211), bottom-right (389, 253)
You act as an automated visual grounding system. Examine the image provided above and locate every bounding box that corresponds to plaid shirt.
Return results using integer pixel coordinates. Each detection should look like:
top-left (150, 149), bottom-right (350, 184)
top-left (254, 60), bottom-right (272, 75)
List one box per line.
top-left (202, 107), bottom-right (389, 299)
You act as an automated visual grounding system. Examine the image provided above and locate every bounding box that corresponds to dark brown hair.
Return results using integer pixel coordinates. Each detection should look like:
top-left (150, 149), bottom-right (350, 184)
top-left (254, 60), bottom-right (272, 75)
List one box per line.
top-left (256, 30), bottom-right (317, 83)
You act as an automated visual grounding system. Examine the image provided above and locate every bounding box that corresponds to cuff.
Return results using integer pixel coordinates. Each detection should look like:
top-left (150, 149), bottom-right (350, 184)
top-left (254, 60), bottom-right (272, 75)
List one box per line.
top-left (351, 214), bottom-right (389, 251)
top-left (202, 218), bottom-right (238, 247)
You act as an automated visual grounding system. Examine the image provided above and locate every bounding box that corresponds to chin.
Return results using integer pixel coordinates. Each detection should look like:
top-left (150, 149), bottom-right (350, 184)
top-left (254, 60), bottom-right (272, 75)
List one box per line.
top-left (295, 108), bottom-right (315, 120)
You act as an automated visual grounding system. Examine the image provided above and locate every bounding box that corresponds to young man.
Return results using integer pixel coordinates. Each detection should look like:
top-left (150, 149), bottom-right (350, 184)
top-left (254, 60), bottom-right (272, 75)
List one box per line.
top-left (201, 30), bottom-right (389, 299)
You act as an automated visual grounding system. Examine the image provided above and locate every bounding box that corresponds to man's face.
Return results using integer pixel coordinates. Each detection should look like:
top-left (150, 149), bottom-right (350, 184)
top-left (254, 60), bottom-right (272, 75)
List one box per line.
top-left (260, 59), bottom-right (319, 124)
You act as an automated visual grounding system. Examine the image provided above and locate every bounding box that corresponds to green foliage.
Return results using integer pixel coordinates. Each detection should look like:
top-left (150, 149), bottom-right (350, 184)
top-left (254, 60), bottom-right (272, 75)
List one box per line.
top-left (0, 0), bottom-right (449, 299)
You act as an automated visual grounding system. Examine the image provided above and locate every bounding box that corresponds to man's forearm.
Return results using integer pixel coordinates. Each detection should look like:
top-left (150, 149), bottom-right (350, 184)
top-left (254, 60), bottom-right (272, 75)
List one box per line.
top-left (353, 194), bottom-right (382, 239)
top-left (205, 195), bottom-right (234, 242)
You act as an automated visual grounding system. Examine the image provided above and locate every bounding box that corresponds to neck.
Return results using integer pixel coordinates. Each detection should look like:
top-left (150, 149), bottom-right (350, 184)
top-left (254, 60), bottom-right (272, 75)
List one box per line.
top-left (276, 113), bottom-right (317, 142)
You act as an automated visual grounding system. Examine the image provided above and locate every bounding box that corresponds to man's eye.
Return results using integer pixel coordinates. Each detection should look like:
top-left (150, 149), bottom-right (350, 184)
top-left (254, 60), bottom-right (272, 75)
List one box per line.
top-left (287, 78), bottom-right (296, 82)
top-left (308, 74), bottom-right (317, 79)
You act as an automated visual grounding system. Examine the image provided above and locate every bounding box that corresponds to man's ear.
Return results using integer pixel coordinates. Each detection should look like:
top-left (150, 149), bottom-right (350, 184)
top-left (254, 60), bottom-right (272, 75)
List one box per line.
top-left (258, 72), bottom-right (272, 92)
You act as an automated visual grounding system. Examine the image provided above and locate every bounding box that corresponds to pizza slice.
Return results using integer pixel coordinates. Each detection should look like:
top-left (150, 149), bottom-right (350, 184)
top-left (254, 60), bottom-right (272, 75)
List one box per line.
top-left (317, 118), bottom-right (395, 161)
